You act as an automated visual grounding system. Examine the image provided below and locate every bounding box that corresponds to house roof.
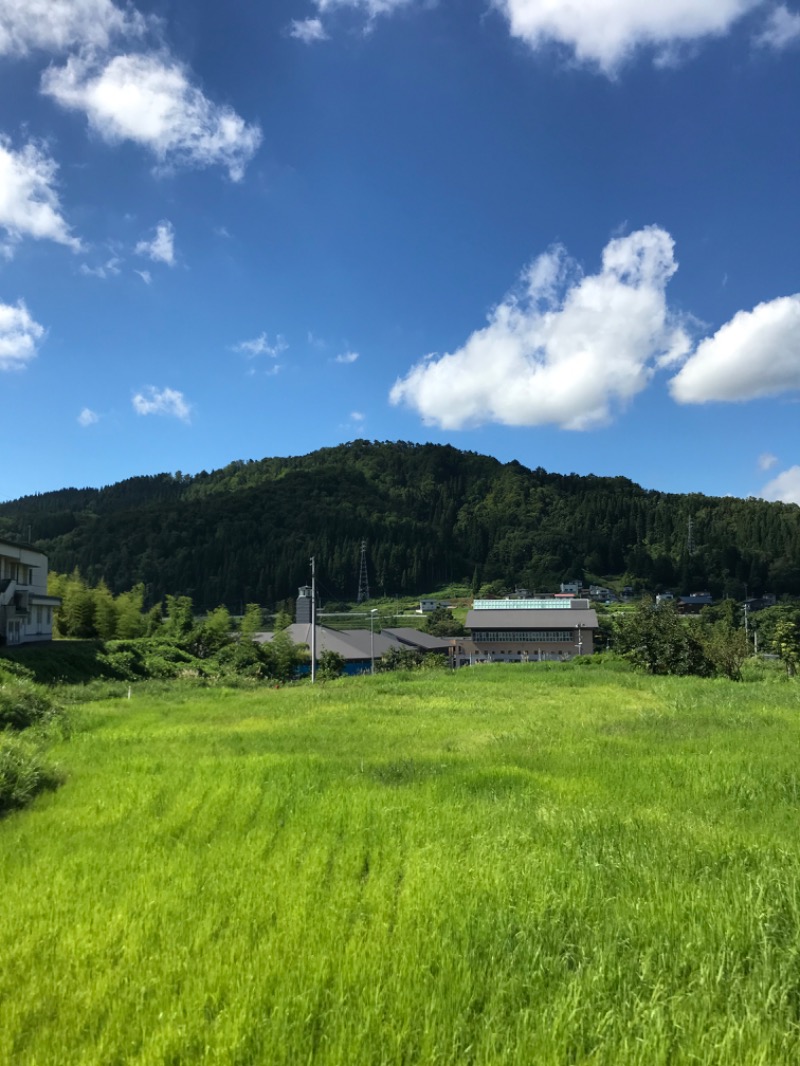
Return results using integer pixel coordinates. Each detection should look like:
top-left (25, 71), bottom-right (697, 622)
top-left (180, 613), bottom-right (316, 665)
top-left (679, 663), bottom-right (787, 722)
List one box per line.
top-left (382, 627), bottom-right (453, 651)
top-left (255, 624), bottom-right (403, 661)
top-left (465, 608), bottom-right (599, 630)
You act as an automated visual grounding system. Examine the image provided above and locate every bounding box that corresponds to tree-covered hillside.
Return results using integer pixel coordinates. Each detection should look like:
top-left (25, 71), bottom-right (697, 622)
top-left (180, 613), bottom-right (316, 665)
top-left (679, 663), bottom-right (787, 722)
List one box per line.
top-left (1, 441), bottom-right (799, 610)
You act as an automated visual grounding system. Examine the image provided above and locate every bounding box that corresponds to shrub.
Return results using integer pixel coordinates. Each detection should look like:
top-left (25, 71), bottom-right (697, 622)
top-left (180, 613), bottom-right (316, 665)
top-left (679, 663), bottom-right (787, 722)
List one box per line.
top-left (0, 682), bottom-right (60, 731)
top-left (0, 734), bottom-right (62, 814)
top-left (0, 658), bottom-right (34, 683)
top-left (377, 647), bottom-right (425, 672)
top-left (318, 650), bottom-right (346, 681)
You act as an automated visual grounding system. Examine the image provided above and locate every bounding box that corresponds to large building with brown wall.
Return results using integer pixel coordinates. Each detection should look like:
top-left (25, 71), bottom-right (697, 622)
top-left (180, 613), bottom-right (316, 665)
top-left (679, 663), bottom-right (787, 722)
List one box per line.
top-left (462, 597), bottom-right (599, 664)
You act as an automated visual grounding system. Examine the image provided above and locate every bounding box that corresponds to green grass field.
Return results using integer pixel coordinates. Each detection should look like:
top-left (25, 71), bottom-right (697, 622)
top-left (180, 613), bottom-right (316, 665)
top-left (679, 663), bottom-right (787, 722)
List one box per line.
top-left (2, 665), bottom-right (800, 1064)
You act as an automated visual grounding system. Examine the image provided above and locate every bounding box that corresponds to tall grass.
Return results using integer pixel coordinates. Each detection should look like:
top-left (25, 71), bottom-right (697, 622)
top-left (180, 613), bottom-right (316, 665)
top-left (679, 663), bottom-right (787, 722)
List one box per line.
top-left (1, 666), bottom-right (800, 1064)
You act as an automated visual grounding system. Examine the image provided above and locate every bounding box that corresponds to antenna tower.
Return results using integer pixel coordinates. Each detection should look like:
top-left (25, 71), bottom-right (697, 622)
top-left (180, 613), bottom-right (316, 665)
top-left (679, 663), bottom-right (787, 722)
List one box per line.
top-left (357, 540), bottom-right (370, 603)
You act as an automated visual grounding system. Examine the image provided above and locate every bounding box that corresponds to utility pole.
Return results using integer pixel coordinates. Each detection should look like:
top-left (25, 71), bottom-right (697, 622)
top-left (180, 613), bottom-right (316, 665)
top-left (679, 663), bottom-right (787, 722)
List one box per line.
top-left (370, 608), bottom-right (378, 674)
top-left (357, 540), bottom-right (370, 604)
top-left (310, 555), bottom-right (317, 684)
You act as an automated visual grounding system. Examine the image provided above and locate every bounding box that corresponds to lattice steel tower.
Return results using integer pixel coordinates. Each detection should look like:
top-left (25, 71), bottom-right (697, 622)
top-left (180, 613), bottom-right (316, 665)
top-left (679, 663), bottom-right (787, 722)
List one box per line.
top-left (357, 540), bottom-right (370, 603)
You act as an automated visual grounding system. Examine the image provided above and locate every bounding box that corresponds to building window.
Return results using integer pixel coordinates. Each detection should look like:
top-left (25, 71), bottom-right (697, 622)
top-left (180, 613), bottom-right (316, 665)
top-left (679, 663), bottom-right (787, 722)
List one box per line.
top-left (471, 630), bottom-right (575, 643)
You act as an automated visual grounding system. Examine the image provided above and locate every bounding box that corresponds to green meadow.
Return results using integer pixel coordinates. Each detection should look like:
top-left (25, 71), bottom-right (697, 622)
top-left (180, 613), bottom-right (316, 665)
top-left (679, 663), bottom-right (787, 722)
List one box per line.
top-left (3, 665), bottom-right (800, 1065)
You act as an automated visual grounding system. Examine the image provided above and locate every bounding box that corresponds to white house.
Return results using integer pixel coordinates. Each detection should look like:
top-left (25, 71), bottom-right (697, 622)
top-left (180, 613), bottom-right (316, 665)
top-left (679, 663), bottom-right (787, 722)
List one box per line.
top-left (0, 539), bottom-right (60, 645)
top-left (418, 599), bottom-right (449, 614)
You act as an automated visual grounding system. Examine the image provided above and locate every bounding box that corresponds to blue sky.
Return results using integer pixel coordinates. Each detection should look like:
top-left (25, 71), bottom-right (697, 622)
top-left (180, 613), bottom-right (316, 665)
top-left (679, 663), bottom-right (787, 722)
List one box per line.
top-left (2, 0), bottom-right (800, 504)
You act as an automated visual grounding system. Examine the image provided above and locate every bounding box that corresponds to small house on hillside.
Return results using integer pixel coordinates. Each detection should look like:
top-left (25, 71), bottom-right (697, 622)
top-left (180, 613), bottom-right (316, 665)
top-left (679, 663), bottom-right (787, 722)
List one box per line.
top-left (676, 592), bottom-right (713, 614)
top-left (0, 539), bottom-right (60, 645)
top-left (559, 580), bottom-right (582, 595)
top-left (418, 599), bottom-right (449, 614)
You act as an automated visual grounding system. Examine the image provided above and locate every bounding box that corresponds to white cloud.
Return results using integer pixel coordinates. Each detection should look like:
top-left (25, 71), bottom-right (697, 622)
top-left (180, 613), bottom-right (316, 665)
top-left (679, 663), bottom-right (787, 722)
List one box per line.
top-left (77, 407), bottom-right (99, 426)
top-left (315, 0), bottom-right (414, 17)
top-left (0, 0), bottom-right (143, 56)
top-left (0, 137), bottom-right (81, 252)
top-left (80, 255), bottom-right (121, 278)
top-left (42, 52), bottom-right (262, 181)
top-left (135, 268), bottom-right (151, 284)
top-left (135, 220), bottom-right (174, 265)
top-left (335, 350), bottom-right (359, 364)
top-left (755, 4), bottom-right (800, 48)
top-left (289, 17), bottom-right (328, 42)
top-left (495, 0), bottom-right (761, 73)
top-left (669, 294), bottom-right (800, 404)
top-left (759, 452), bottom-right (779, 471)
top-left (232, 332), bottom-right (287, 358)
top-left (132, 385), bottom-right (191, 421)
top-left (761, 466), bottom-right (800, 505)
top-left (0, 300), bottom-right (45, 371)
top-left (391, 226), bottom-right (690, 431)
top-left (351, 410), bottom-right (365, 421)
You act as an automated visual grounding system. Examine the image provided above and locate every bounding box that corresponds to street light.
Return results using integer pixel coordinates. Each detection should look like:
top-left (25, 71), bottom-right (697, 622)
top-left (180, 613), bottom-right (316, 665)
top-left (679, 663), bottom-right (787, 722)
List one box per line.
top-left (575, 623), bottom-right (584, 657)
top-left (370, 608), bottom-right (378, 675)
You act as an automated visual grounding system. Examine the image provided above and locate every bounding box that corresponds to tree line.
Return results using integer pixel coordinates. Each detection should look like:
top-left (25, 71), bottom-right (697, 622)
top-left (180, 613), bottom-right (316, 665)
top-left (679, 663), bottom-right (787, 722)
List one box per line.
top-left (1, 440), bottom-right (798, 610)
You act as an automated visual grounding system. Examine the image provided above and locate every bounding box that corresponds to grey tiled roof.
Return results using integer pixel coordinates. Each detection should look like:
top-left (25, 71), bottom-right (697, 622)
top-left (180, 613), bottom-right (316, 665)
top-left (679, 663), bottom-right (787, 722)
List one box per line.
top-left (255, 624), bottom-right (404, 661)
top-left (382, 628), bottom-right (453, 651)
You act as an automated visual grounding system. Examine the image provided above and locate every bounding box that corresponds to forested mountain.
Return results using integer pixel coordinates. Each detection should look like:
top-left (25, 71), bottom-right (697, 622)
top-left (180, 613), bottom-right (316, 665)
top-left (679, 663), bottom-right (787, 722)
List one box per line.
top-left (1, 440), bottom-right (799, 610)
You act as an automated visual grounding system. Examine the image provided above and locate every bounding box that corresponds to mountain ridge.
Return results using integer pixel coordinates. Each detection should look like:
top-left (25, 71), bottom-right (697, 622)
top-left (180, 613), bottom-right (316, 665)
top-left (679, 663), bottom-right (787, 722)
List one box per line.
top-left (1, 441), bottom-right (797, 608)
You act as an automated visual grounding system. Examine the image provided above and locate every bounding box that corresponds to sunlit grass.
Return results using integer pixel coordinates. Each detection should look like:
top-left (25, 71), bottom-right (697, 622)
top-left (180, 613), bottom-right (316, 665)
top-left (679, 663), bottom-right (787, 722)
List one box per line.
top-left (2, 666), bottom-right (800, 1064)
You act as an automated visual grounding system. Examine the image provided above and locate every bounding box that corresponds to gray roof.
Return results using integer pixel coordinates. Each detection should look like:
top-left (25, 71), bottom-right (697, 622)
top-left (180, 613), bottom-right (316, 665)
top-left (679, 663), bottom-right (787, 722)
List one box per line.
top-left (383, 627), bottom-right (453, 651)
top-left (255, 624), bottom-right (403, 661)
top-left (465, 608), bottom-right (599, 630)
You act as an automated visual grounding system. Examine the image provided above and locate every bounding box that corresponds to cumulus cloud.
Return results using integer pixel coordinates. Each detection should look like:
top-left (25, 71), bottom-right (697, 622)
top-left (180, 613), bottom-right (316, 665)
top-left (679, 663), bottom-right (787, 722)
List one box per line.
top-left (755, 4), bottom-right (800, 48)
top-left (77, 407), bottom-right (100, 426)
top-left (761, 466), bottom-right (800, 505)
top-left (132, 385), bottom-right (190, 421)
top-left (351, 410), bottom-right (365, 421)
top-left (0, 0), bottom-right (143, 56)
top-left (0, 300), bottom-right (45, 371)
top-left (289, 17), bottom-right (328, 42)
top-left (669, 294), bottom-right (800, 404)
top-left (391, 226), bottom-right (690, 431)
top-left (135, 220), bottom-right (174, 265)
top-left (232, 332), bottom-right (287, 358)
top-left (335, 350), bottom-right (359, 364)
top-left (42, 52), bottom-right (262, 180)
top-left (759, 452), bottom-right (779, 471)
top-left (495, 0), bottom-right (760, 73)
top-left (0, 137), bottom-right (81, 252)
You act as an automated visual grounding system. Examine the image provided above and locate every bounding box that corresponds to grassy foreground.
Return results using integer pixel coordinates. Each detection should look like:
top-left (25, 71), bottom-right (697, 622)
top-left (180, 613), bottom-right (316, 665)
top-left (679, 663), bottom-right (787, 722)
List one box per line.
top-left (2, 666), bottom-right (800, 1065)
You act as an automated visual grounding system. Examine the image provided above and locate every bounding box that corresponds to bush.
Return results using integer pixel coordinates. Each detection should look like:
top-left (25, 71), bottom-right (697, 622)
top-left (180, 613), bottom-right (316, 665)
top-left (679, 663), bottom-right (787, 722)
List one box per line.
top-left (0, 733), bottom-right (62, 815)
top-left (0, 682), bottom-right (60, 731)
top-left (0, 658), bottom-right (34, 683)
top-left (377, 647), bottom-right (425, 672)
top-left (614, 602), bottom-right (714, 677)
top-left (318, 650), bottom-right (346, 681)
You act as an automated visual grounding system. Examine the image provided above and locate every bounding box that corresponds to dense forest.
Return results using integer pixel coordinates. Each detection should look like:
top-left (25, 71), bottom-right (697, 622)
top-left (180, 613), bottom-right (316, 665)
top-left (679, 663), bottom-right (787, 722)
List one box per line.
top-left (1, 440), bottom-right (799, 610)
